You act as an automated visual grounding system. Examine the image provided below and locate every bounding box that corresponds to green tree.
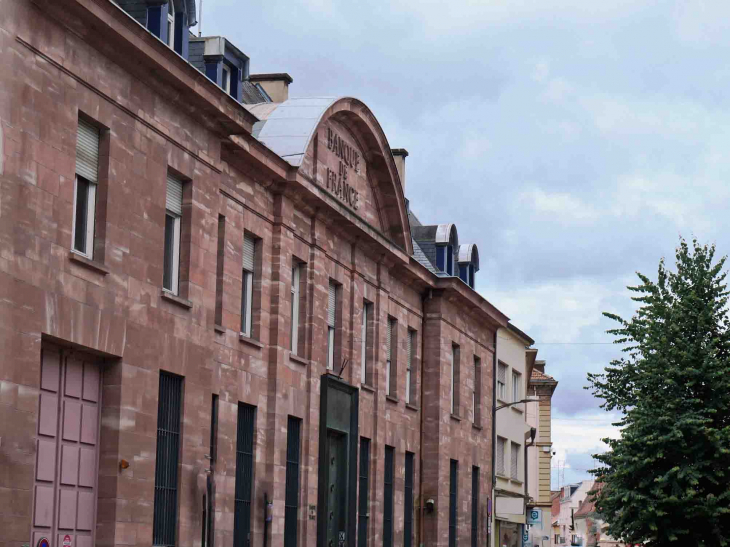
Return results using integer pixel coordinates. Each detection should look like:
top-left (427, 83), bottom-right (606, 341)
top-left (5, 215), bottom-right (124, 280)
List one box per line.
top-left (587, 238), bottom-right (730, 546)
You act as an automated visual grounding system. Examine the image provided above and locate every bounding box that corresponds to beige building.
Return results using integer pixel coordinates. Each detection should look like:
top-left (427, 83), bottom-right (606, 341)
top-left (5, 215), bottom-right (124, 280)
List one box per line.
top-left (492, 324), bottom-right (537, 547)
top-left (525, 361), bottom-right (558, 547)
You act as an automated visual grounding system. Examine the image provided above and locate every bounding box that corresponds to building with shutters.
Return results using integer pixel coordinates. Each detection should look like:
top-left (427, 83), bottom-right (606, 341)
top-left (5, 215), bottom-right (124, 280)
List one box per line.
top-left (0, 1), bottom-right (531, 547)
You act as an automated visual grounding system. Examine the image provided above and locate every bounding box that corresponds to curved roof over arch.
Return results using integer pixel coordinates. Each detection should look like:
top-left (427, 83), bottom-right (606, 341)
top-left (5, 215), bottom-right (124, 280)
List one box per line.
top-left (249, 97), bottom-right (412, 253)
top-left (458, 244), bottom-right (479, 271)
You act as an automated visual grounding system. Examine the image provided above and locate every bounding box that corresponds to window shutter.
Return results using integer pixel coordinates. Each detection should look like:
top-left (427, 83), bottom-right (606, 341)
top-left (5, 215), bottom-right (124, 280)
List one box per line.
top-left (327, 282), bottom-right (336, 327)
top-left (511, 443), bottom-right (519, 479)
top-left (243, 234), bottom-right (255, 271)
top-left (407, 331), bottom-right (412, 369)
top-left (166, 173), bottom-right (183, 215)
top-left (386, 319), bottom-right (393, 360)
top-left (497, 438), bottom-right (505, 474)
top-left (76, 118), bottom-right (99, 183)
top-left (498, 363), bottom-right (507, 384)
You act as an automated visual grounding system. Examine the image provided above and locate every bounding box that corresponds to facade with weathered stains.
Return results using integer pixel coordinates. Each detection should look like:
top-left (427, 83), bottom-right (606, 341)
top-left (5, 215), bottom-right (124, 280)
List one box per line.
top-left (0, 1), bottom-right (512, 547)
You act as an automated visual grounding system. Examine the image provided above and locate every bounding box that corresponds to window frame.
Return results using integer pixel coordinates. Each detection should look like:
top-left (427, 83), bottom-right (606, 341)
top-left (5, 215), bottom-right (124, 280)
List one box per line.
top-left (327, 281), bottom-right (337, 370)
top-left (241, 234), bottom-right (256, 338)
top-left (222, 64), bottom-right (232, 94)
top-left (71, 175), bottom-right (97, 259)
top-left (496, 436), bottom-right (506, 476)
top-left (163, 211), bottom-right (182, 295)
top-left (510, 441), bottom-right (520, 480)
top-left (290, 262), bottom-right (301, 354)
top-left (386, 317), bottom-right (397, 396)
top-left (361, 301), bottom-right (373, 384)
top-left (512, 370), bottom-right (522, 403)
top-left (167, 2), bottom-right (175, 49)
top-left (497, 362), bottom-right (508, 402)
top-left (405, 329), bottom-right (416, 404)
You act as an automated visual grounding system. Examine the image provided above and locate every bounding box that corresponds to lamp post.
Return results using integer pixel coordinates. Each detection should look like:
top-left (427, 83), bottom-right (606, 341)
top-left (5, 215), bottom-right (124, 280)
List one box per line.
top-left (491, 398), bottom-right (539, 547)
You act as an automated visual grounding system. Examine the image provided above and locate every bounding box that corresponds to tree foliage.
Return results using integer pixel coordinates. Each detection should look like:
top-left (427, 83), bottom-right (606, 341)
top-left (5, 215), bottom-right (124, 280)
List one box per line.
top-left (587, 239), bottom-right (730, 546)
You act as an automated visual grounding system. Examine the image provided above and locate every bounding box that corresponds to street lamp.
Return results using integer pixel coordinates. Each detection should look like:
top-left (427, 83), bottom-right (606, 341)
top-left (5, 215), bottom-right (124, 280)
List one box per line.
top-left (496, 398), bottom-right (539, 412)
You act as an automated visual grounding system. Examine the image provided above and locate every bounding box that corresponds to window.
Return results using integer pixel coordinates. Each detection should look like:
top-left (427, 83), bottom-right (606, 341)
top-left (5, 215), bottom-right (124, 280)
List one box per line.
top-left (510, 442), bottom-right (520, 480)
top-left (358, 438), bottom-right (370, 547)
top-left (291, 262), bottom-right (302, 354)
top-left (215, 216), bottom-right (226, 327)
top-left (73, 118), bottom-right (99, 258)
top-left (234, 404), bottom-right (256, 547)
top-left (404, 452), bottom-right (415, 547)
top-left (361, 301), bottom-right (373, 384)
top-left (153, 372), bottom-right (183, 546)
top-left (383, 445), bottom-right (395, 547)
top-left (386, 318), bottom-right (397, 396)
top-left (222, 64), bottom-right (231, 94)
top-left (327, 281), bottom-right (337, 370)
top-left (284, 416), bottom-right (302, 547)
top-left (496, 437), bottom-right (506, 476)
top-left (473, 356), bottom-right (481, 425)
top-left (437, 245), bottom-right (454, 275)
top-left (512, 370), bottom-right (521, 403)
top-left (167, 1), bottom-right (175, 48)
top-left (450, 344), bottom-right (460, 415)
top-left (406, 329), bottom-right (415, 404)
top-left (471, 467), bottom-right (479, 547)
top-left (497, 363), bottom-right (507, 401)
top-left (203, 394), bottom-right (218, 547)
top-left (241, 234), bottom-right (255, 337)
top-left (163, 173), bottom-right (183, 295)
top-left (449, 459), bottom-right (458, 547)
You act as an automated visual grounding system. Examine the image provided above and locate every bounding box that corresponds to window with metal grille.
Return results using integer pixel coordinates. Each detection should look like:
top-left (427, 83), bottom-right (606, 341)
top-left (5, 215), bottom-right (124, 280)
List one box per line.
top-left (386, 318), bottom-right (396, 396)
top-left (284, 416), bottom-right (301, 547)
top-left (163, 173), bottom-right (183, 294)
top-left (215, 215), bottom-right (226, 327)
top-left (360, 301), bottom-right (373, 385)
top-left (73, 117), bottom-right (99, 258)
top-left (449, 459), bottom-right (458, 547)
top-left (406, 329), bottom-right (415, 404)
top-left (404, 452), bottom-right (414, 547)
top-left (497, 362), bottom-right (507, 401)
top-left (234, 403), bottom-right (256, 547)
top-left (510, 442), bottom-right (520, 480)
top-left (473, 356), bottom-right (481, 425)
top-left (383, 446), bottom-right (395, 547)
top-left (241, 234), bottom-right (255, 337)
top-left (496, 437), bottom-right (506, 476)
top-left (290, 262), bottom-right (302, 354)
top-left (153, 371), bottom-right (183, 546)
top-left (471, 466), bottom-right (479, 547)
top-left (358, 438), bottom-right (370, 547)
top-left (327, 281), bottom-right (337, 369)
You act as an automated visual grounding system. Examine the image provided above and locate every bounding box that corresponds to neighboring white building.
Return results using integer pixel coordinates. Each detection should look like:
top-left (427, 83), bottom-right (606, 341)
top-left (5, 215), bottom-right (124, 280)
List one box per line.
top-left (492, 324), bottom-right (537, 547)
top-left (555, 481), bottom-right (595, 546)
top-left (525, 361), bottom-right (558, 547)
top-left (574, 484), bottom-right (625, 547)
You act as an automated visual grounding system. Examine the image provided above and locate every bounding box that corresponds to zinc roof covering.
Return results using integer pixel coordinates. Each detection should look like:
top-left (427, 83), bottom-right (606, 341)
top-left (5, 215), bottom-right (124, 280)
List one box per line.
top-left (250, 97), bottom-right (339, 167)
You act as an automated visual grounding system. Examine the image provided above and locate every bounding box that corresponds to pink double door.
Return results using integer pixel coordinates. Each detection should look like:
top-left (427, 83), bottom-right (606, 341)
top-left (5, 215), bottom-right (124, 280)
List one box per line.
top-left (32, 347), bottom-right (102, 547)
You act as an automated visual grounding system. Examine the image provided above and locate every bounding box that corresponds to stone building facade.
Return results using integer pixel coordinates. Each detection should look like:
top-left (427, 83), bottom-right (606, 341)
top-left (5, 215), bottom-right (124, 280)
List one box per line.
top-left (0, 1), bottom-right (515, 547)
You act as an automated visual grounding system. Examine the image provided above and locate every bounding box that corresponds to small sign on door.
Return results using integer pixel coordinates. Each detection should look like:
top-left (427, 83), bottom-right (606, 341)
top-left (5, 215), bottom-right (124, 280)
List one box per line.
top-left (63, 535), bottom-right (72, 547)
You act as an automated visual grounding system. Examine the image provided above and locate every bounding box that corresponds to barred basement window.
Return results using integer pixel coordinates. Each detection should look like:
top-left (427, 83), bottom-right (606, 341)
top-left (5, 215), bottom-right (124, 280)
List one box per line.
top-left (327, 281), bottom-right (337, 370)
top-left (471, 466), bottom-right (479, 547)
top-left (73, 117), bottom-right (99, 259)
top-left (358, 438), bottom-right (371, 547)
top-left (383, 446), bottom-right (395, 547)
top-left (163, 173), bottom-right (183, 295)
top-left (404, 452), bottom-right (415, 547)
top-left (153, 371), bottom-right (183, 546)
top-left (284, 416), bottom-right (302, 547)
top-left (449, 459), bottom-right (458, 547)
top-left (234, 404), bottom-right (256, 547)
top-left (241, 234), bottom-right (255, 337)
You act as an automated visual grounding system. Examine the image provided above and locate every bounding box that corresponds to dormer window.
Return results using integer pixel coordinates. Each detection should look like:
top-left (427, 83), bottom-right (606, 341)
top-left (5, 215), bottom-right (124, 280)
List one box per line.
top-left (222, 64), bottom-right (231, 94)
top-left (437, 245), bottom-right (454, 275)
top-left (167, 2), bottom-right (175, 49)
top-left (457, 244), bottom-right (479, 289)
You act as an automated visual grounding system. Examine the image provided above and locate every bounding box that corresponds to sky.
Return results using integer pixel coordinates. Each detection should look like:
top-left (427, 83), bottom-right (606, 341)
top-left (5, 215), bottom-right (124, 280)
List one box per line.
top-left (197, 0), bottom-right (730, 487)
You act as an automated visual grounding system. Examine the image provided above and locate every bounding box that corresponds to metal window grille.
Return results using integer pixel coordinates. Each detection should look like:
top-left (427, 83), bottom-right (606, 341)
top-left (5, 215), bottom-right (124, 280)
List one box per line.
top-left (404, 452), bottom-right (414, 547)
top-left (383, 446), bottom-right (395, 547)
top-left (471, 467), bottom-right (479, 547)
top-left (497, 437), bottom-right (505, 475)
top-left (153, 372), bottom-right (183, 546)
top-left (511, 442), bottom-right (519, 479)
top-left (284, 416), bottom-right (301, 547)
top-left (234, 404), bottom-right (256, 547)
top-left (358, 438), bottom-right (370, 547)
top-left (203, 394), bottom-right (218, 547)
top-left (449, 459), bottom-right (458, 547)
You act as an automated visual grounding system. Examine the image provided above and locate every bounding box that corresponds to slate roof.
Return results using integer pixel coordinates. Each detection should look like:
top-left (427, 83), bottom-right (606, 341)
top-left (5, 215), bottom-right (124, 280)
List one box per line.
top-left (241, 81), bottom-right (271, 105)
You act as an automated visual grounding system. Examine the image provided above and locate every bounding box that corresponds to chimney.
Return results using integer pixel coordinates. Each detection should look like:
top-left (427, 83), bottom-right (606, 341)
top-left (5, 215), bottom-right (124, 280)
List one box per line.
top-left (248, 73), bottom-right (293, 103)
top-left (391, 148), bottom-right (408, 191)
top-left (534, 360), bottom-right (546, 373)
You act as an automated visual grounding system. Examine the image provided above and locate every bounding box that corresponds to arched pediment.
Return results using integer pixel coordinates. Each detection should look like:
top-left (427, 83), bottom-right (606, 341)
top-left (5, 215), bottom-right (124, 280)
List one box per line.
top-left (252, 97), bottom-right (412, 254)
